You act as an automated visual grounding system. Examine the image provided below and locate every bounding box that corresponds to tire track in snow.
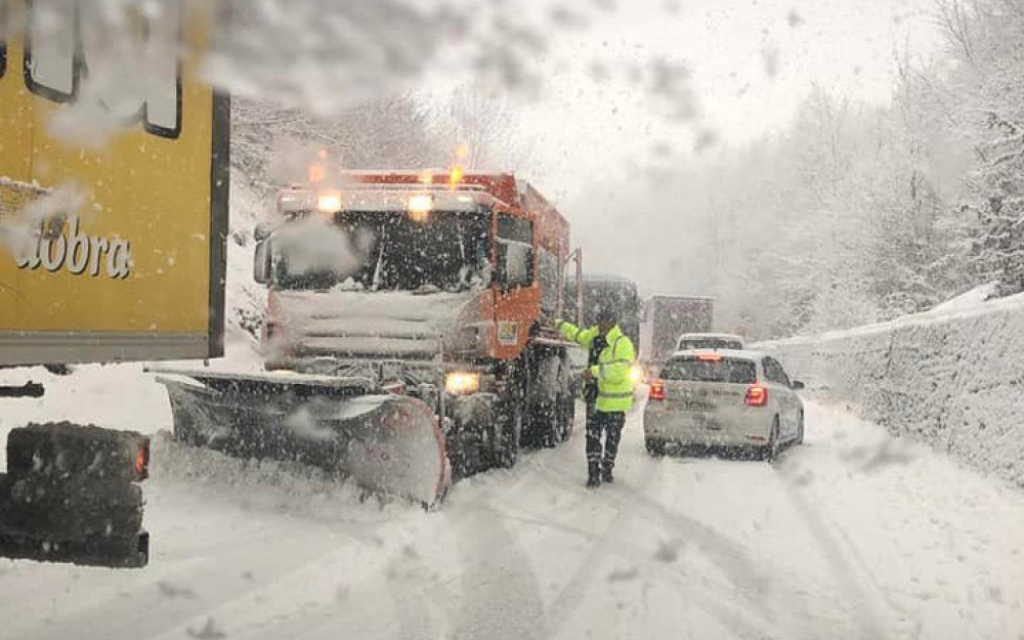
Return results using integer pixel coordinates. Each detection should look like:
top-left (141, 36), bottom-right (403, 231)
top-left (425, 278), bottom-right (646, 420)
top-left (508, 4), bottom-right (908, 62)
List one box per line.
top-left (776, 462), bottom-right (893, 640)
top-left (531, 456), bottom-right (776, 601)
top-left (532, 457), bottom-right (790, 639)
top-left (417, 442), bottom-right (566, 640)
top-left (514, 410), bottom-right (793, 638)
top-left (383, 551), bottom-right (442, 640)
top-left (496, 491), bottom-right (780, 640)
top-left (533, 454), bottom-right (663, 638)
top-left (443, 505), bottom-right (548, 640)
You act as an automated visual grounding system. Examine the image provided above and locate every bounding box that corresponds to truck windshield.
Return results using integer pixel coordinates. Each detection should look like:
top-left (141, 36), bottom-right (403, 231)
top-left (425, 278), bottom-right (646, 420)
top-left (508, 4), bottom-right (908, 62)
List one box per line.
top-left (271, 210), bottom-right (492, 292)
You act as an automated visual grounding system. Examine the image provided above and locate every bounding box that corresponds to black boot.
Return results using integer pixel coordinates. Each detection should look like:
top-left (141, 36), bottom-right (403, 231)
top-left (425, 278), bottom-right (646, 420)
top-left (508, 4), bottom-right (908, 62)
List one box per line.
top-left (601, 462), bottom-right (614, 484)
top-left (586, 462), bottom-right (601, 488)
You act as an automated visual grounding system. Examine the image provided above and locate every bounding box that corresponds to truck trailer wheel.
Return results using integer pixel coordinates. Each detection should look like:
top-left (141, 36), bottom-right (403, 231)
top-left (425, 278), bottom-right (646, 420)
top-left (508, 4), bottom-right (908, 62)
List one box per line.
top-left (555, 394), bottom-right (574, 443)
top-left (495, 402), bottom-right (523, 468)
top-left (532, 401), bottom-right (561, 448)
top-left (645, 437), bottom-right (666, 457)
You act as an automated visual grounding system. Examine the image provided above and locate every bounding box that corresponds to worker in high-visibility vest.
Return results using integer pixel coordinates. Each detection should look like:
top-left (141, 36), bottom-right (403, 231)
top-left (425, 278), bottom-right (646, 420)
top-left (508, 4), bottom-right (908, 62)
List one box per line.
top-left (557, 307), bottom-right (637, 488)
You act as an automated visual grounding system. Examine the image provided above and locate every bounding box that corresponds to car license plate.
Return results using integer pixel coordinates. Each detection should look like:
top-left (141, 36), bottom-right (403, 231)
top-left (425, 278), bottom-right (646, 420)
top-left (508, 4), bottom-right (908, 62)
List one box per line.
top-left (681, 400), bottom-right (714, 411)
top-left (692, 414), bottom-right (721, 430)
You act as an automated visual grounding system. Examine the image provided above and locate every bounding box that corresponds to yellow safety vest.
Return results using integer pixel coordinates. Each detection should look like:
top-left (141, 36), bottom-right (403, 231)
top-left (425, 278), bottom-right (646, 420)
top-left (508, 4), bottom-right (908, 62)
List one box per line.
top-left (557, 321), bottom-right (636, 413)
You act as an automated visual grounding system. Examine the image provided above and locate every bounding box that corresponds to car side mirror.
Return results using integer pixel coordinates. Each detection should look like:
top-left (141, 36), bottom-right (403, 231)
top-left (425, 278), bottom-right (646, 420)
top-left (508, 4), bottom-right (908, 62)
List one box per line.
top-left (792, 380), bottom-right (805, 390)
top-left (253, 240), bottom-right (272, 285)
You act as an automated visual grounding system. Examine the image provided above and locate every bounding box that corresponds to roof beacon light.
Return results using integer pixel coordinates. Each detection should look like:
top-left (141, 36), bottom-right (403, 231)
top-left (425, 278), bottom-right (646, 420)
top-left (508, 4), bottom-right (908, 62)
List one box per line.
top-left (449, 164), bottom-right (464, 190)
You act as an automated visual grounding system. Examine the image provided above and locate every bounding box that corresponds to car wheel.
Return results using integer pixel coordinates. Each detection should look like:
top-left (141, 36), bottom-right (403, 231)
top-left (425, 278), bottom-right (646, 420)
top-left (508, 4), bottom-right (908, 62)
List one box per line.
top-left (760, 417), bottom-right (780, 462)
top-left (645, 436), bottom-right (665, 457)
top-left (795, 411), bottom-right (805, 445)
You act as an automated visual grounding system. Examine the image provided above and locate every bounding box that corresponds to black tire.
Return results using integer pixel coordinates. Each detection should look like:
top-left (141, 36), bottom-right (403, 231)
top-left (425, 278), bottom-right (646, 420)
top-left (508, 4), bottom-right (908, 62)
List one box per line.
top-left (7, 422), bottom-right (145, 484)
top-left (5, 476), bottom-right (144, 539)
top-left (760, 417), bottom-right (781, 462)
top-left (645, 436), bottom-right (666, 457)
top-left (562, 395), bottom-right (575, 441)
top-left (795, 411), bottom-right (805, 445)
top-left (549, 395), bottom-right (573, 445)
top-left (533, 401), bottom-right (559, 449)
top-left (496, 402), bottom-right (522, 468)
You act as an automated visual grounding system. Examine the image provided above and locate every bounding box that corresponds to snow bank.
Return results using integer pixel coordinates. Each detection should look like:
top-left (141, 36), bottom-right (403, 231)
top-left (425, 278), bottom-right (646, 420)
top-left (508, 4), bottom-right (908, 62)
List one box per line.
top-left (757, 289), bottom-right (1024, 487)
top-left (225, 167), bottom-right (269, 352)
top-left (923, 282), bottom-right (999, 316)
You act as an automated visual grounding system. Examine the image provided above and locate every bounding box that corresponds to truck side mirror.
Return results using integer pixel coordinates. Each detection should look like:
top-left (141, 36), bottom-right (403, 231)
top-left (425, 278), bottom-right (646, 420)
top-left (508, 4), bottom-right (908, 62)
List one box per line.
top-left (792, 380), bottom-right (805, 390)
top-left (254, 240), bottom-right (272, 284)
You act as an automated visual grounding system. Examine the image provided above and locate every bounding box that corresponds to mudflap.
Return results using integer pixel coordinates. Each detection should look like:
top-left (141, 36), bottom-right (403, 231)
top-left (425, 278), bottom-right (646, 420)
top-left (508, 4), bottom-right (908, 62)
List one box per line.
top-left (155, 370), bottom-right (452, 507)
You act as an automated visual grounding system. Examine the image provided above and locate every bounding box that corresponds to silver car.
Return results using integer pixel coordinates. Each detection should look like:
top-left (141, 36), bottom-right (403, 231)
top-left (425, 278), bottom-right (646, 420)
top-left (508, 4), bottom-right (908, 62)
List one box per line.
top-left (643, 350), bottom-right (804, 460)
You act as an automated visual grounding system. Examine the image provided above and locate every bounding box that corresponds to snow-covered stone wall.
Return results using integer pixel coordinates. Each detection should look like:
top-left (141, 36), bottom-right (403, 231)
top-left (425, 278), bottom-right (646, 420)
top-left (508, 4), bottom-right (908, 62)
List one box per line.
top-left (757, 289), bottom-right (1024, 487)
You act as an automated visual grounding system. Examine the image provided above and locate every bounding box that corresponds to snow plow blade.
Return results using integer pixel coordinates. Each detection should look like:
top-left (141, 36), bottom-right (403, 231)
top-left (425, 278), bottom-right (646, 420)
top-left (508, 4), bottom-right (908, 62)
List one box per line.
top-left (153, 370), bottom-right (451, 507)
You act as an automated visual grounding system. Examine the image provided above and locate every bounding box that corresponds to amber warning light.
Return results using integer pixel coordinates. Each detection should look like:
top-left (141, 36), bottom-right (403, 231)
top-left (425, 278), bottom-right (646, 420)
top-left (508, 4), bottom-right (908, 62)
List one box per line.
top-left (448, 164), bottom-right (464, 190)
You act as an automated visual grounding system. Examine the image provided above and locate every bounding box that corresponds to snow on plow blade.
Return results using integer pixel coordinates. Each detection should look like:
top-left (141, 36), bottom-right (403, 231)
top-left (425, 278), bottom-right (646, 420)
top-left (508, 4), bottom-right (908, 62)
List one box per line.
top-left (154, 370), bottom-right (451, 507)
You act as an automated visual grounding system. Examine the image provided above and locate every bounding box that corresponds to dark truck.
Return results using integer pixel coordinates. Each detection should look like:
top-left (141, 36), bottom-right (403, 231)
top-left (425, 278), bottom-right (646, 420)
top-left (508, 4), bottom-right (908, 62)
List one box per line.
top-left (639, 295), bottom-right (715, 374)
top-left (563, 274), bottom-right (641, 345)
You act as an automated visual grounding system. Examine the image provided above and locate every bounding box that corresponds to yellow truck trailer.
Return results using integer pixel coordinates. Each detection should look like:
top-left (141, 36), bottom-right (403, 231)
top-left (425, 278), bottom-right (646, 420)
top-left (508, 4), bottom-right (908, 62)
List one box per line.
top-left (0, 0), bottom-right (228, 567)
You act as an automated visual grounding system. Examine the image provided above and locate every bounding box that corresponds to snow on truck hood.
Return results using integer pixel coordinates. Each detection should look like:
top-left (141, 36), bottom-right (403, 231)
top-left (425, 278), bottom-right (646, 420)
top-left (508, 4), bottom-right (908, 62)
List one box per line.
top-left (269, 289), bottom-right (481, 361)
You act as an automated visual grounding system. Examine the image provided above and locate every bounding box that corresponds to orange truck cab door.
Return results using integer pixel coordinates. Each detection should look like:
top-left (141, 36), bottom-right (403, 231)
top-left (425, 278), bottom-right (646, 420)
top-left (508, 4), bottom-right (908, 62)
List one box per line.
top-left (490, 208), bottom-right (541, 361)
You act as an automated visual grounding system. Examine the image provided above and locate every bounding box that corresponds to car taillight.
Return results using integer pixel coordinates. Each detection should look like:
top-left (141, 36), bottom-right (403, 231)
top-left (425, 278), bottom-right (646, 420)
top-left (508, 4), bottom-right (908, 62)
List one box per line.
top-left (745, 384), bottom-right (768, 407)
top-left (649, 380), bottom-right (666, 401)
top-left (133, 438), bottom-right (150, 481)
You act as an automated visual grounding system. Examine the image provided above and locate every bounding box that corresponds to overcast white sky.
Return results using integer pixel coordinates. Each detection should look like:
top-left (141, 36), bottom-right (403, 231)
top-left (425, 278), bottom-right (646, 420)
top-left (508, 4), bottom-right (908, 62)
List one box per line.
top-left (491, 0), bottom-right (943, 199)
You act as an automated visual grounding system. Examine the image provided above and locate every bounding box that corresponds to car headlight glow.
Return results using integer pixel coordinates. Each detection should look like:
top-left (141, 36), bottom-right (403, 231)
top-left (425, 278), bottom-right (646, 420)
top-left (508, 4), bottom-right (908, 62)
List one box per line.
top-left (445, 371), bottom-right (480, 395)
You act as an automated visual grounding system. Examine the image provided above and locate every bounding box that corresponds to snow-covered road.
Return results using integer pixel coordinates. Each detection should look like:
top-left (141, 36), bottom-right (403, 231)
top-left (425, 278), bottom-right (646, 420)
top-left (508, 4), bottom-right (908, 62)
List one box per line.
top-left (2, 379), bottom-right (1023, 640)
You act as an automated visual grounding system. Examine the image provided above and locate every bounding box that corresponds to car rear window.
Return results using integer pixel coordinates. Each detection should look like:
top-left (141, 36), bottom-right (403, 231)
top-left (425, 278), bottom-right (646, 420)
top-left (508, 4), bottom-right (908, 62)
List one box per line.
top-left (660, 356), bottom-right (756, 384)
top-left (677, 339), bottom-right (743, 350)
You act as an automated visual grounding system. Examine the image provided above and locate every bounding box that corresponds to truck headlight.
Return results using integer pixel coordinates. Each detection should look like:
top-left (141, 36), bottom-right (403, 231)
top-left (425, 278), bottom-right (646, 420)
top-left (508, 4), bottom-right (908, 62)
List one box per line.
top-left (445, 372), bottom-right (480, 395)
top-left (317, 191), bottom-right (341, 213)
top-left (629, 364), bottom-right (645, 385)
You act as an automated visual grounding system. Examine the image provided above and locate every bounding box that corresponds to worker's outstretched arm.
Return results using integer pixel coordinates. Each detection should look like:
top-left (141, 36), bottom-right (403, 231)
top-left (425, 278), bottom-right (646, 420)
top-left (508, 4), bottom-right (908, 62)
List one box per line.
top-left (556, 319), bottom-right (596, 349)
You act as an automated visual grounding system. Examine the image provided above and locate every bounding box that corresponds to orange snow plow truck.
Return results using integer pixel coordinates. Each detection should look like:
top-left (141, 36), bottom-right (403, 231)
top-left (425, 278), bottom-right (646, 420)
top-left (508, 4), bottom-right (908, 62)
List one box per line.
top-left (157, 170), bottom-right (581, 507)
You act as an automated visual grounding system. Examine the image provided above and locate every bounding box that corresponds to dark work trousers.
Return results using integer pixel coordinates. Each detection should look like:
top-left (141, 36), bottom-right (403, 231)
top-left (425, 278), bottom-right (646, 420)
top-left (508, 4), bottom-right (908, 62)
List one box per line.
top-left (586, 408), bottom-right (626, 476)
